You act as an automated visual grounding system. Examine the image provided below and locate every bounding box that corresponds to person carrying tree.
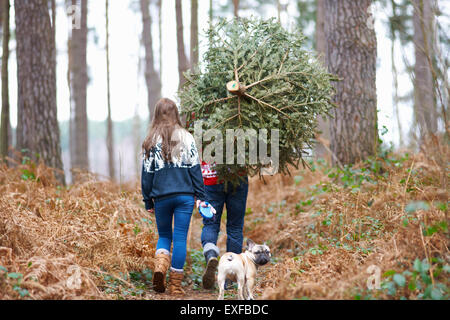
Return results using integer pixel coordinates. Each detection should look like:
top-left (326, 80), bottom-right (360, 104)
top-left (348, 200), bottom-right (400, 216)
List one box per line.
top-left (141, 98), bottom-right (215, 295)
top-left (179, 18), bottom-right (336, 291)
top-left (200, 161), bottom-right (249, 290)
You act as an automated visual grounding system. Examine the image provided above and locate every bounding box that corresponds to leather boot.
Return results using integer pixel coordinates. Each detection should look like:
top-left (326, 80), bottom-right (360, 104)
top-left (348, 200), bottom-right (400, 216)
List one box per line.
top-left (168, 270), bottom-right (185, 295)
top-left (153, 253), bottom-right (171, 293)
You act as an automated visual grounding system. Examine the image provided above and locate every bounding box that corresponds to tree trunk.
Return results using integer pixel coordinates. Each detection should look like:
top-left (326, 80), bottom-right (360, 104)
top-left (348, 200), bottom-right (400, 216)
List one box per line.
top-left (15, 0), bottom-right (65, 184)
top-left (413, 0), bottom-right (437, 140)
top-left (314, 0), bottom-right (330, 160)
top-left (390, 0), bottom-right (404, 147)
top-left (134, 56), bottom-right (143, 178)
top-left (233, 0), bottom-right (240, 18)
top-left (276, 0), bottom-right (281, 23)
top-left (324, 0), bottom-right (378, 166)
top-left (175, 0), bottom-right (189, 91)
top-left (158, 0), bottom-right (162, 78)
top-left (315, 0), bottom-right (326, 60)
top-left (208, 0), bottom-right (213, 47)
top-left (0, 1), bottom-right (3, 31)
top-left (209, 0), bottom-right (213, 29)
top-left (190, 0), bottom-right (199, 69)
top-left (69, 0), bottom-right (89, 179)
top-left (140, 0), bottom-right (161, 121)
top-left (105, 0), bottom-right (115, 181)
top-left (133, 107), bottom-right (142, 178)
top-left (50, 0), bottom-right (56, 70)
top-left (0, 0), bottom-right (10, 161)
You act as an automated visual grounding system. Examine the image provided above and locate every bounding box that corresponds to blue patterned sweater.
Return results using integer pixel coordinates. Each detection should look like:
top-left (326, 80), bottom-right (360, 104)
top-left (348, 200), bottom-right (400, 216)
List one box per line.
top-left (141, 129), bottom-right (207, 210)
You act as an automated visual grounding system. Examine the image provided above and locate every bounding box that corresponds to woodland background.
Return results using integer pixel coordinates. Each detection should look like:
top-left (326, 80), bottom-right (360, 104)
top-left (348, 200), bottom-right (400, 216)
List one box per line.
top-left (1, 0), bottom-right (448, 183)
top-left (0, 0), bottom-right (448, 300)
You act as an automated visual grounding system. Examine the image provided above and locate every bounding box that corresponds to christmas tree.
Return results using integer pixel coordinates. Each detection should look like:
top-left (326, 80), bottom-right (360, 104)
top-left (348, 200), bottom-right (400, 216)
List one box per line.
top-left (179, 18), bottom-right (336, 185)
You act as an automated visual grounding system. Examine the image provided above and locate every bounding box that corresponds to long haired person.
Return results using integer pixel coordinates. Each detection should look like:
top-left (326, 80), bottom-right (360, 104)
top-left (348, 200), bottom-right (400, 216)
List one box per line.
top-left (141, 98), bottom-right (215, 295)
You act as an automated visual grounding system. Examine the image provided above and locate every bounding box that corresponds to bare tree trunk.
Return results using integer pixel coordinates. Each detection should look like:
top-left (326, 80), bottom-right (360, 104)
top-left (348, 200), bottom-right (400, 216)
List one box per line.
top-left (175, 0), bottom-right (189, 90)
top-left (158, 0), bottom-right (162, 78)
top-left (390, 0), bottom-right (404, 147)
top-left (314, 0), bottom-right (330, 160)
top-left (0, 1), bottom-right (3, 30)
top-left (232, 0), bottom-right (240, 18)
top-left (51, 2), bottom-right (56, 35)
top-left (324, 0), bottom-right (378, 166)
top-left (190, 0), bottom-right (199, 69)
top-left (209, 0), bottom-right (213, 29)
top-left (276, 0), bottom-right (281, 23)
top-left (105, 0), bottom-right (115, 181)
top-left (50, 0), bottom-right (56, 68)
top-left (413, 0), bottom-right (437, 140)
top-left (68, 36), bottom-right (74, 181)
top-left (134, 55), bottom-right (143, 178)
top-left (209, 0), bottom-right (214, 47)
top-left (1, 0), bottom-right (11, 161)
top-left (315, 0), bottom-right (326, 61)
top-left (69, 0), bottom-right (89, 179)
top-left (140, 0), bottom-right (161, 121)
top-left (15, 0), bottom-right (65, 184)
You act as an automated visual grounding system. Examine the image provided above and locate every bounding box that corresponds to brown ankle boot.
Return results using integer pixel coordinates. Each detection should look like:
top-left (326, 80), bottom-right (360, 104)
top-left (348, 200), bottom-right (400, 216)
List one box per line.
top-left (153, 253), bottom-right (171, 293)
top-left (168, 270), bottom-right (185, 295)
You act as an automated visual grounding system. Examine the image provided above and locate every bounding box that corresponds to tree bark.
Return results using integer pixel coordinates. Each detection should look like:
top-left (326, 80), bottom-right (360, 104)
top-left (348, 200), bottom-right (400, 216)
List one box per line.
top-left (15, 0), bottom-right (65, 184)
top-left (69, 0), bottom-right (89, 178)
top-left (105, 0), bottom-right (115, 181)
top-left (413, 0), bottom-right (437, 140)
top-left (390, 0), bottom-right (404, 147)
top-left (190, 0), bottom-right (199, 69)
top-left (50, 0), bottom-right (56, 70)
top-left (140, 0), bottom-right (161, 121)
top-left (233, 0), bottom-right (240, 18)
top-left (314, 0), bottom-right (330, 160)
top-left (175, 0), bottom-right (189, 91)
top-left (158, 0), bottom-right (162, 78)
top-left (134, 56), bottom-right (143, 177)
top-left (315, 0), bottom-right (326, 60)
top-left (133, 108), bottom-right (141, 178)
top-left (208, 0), bottom-right (213, 47)
top-left (324, 0), bottom-right (378, 165)
top-left (276, 0), bottom-right (281, 23)
top-left (209, 0), bottom-right (213, 29)
top-left (0, 0), bottom-right (10, 161)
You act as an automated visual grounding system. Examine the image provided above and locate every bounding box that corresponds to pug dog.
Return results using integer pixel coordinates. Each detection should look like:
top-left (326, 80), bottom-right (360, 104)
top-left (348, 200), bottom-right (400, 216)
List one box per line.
top-left (217, 239), bottom-right (271, 300)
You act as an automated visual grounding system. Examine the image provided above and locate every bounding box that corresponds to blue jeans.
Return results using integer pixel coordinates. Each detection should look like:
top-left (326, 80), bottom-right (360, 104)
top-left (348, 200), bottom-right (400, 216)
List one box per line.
top-left (201, 179), bottom-right (249, 255)
top-left (154, 195), bottom-right (195, 270)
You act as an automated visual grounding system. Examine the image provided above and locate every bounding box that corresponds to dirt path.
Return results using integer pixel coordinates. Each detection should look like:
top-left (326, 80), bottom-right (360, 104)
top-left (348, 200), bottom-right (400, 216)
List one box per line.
top-left (148, 173), bottom-right (308, 301)
top-left (149, 214), bottom-right (257, 301)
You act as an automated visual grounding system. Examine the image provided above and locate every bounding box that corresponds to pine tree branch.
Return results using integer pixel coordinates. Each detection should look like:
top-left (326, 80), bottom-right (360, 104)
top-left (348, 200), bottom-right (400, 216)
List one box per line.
top-left (212, 113), bottom-right (239, 129)
top-left (205, 95), bottom-right (237, 106)
top-left (244, 92), bottom-right (291, 118)
top-left (236, 36), bottom-right (271, 73)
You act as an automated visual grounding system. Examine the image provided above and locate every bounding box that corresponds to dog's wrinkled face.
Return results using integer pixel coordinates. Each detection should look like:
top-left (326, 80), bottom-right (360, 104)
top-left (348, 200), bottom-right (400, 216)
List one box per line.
top-left (247, 239), bottom-right (271, 266)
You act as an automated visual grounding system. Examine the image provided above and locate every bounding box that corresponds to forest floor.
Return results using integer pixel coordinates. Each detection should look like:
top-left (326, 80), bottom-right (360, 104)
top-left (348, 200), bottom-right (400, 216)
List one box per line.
top-left (0, 140), bottom-right (448, 300)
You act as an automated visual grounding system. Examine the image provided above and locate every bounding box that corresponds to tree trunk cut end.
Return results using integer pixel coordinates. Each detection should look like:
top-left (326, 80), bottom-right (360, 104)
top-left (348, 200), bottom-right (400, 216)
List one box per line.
top-left (227, 80), bottom-right (246, 96)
